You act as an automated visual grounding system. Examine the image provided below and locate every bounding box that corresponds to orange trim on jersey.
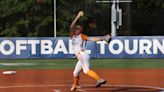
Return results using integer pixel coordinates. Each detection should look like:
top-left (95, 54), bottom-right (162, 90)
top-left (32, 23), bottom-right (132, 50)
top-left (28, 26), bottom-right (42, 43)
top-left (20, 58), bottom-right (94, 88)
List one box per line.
top-left (81, 34), bottom-right (88, 41)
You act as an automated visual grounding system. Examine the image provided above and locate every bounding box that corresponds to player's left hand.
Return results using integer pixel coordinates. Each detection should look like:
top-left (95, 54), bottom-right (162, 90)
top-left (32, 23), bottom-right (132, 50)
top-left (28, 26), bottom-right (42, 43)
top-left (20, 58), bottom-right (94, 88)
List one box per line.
top-left (103, 34), bottom-right (112, 44)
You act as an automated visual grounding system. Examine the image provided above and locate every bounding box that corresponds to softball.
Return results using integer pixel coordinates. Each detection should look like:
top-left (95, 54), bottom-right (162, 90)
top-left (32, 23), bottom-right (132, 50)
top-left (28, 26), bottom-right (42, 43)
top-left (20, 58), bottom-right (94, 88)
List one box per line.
top-left (79, 11), bottom-right (84, 16)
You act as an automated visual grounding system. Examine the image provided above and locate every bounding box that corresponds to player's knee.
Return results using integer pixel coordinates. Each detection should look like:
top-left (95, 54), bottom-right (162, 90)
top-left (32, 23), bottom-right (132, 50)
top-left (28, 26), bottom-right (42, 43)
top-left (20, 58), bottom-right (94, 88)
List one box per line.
top-left (73, 71), bottom-right (79, 77)
top-left (83, 69), bottom-right (90, 74)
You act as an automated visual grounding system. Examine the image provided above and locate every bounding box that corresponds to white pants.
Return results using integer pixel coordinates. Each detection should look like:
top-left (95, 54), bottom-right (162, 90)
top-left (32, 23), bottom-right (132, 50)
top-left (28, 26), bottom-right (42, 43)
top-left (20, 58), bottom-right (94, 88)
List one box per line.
top-left (73, 51), bottom-right (90, 77)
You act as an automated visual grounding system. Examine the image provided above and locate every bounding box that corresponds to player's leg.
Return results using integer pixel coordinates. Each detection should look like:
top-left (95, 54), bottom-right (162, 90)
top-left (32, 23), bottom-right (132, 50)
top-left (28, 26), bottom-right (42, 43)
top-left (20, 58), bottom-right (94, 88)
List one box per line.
top-left (80, 54), bottom-right (100, 80)
top-left (71, 60), bottom-right (82, 91)
top-left (73, 60), bottom-right (82, 85)
top-left (79, 52), bottom-right (107, 87)
top-left (87, 70), bottom-right (107, 87)
top-left (78, 53), bottom-right (99, 80)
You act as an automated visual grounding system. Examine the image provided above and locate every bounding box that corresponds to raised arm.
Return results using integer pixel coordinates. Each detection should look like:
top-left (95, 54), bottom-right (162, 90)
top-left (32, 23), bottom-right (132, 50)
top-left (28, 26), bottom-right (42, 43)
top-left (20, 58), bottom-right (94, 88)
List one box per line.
top-left (70, 11), bottom-right (84, 37)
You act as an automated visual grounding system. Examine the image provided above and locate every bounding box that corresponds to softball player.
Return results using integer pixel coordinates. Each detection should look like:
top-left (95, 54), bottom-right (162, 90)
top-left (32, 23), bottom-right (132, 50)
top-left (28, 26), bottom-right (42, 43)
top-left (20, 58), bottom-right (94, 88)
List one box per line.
top-left (70, 11), bottom-right (110, 91)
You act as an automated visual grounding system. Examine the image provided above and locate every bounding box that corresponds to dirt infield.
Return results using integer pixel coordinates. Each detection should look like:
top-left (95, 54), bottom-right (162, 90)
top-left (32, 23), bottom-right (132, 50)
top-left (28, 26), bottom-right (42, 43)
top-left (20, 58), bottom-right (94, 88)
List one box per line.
top-left (0, 69), bottom-right (164, 92)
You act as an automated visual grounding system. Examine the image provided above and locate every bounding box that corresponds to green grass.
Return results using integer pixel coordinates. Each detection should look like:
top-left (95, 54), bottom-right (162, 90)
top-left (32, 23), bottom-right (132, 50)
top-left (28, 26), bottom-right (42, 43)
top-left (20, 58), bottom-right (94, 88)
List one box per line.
top-left (0, 59), bottom-right (164, 70)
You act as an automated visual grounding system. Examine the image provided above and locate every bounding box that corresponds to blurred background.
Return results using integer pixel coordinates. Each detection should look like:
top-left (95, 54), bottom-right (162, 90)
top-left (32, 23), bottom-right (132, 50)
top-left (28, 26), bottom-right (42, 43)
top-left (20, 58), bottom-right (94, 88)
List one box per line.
top-left (0, 0), bottom-right (163, 37)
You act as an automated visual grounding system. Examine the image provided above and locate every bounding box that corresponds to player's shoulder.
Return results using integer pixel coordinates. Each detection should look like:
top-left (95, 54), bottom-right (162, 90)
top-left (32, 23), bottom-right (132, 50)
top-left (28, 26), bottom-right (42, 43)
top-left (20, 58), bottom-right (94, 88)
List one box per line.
top-left (81, 34), bottom-right (88, 40)
top-left (81, 33), bottom-right (88, 37)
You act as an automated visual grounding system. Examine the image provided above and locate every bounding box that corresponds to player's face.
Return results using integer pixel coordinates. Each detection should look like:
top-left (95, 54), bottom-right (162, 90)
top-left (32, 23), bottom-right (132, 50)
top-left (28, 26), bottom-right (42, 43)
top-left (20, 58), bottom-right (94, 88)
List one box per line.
top-left (75, 28), bottom-right (81, 35)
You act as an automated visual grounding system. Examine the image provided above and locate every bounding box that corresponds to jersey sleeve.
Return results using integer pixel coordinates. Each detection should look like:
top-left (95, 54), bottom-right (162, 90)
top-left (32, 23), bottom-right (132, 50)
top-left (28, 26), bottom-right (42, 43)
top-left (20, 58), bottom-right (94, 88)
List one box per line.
top-left (81, 34), bottom-right (88, 41)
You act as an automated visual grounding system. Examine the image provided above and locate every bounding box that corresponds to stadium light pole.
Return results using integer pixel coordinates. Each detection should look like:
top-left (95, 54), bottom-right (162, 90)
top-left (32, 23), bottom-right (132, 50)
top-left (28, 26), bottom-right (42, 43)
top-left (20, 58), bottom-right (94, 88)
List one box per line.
top-left (96, 0), bottom-right (132, 36)
top-left (111, 0), bottom-right (117, 36)
top-left (54, 0), bottom-right (56, 37)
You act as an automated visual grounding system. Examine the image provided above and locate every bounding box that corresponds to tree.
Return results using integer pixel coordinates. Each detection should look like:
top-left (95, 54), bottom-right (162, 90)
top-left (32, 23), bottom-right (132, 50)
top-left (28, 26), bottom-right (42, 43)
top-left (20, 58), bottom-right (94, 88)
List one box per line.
top-left (0, 0), bottom-right (53, 37)
top-left (56, 0), bottom-right (110, 36)
top-left (0, 0), bottom-right (163, 37)
top-left (56, 0), bottom-right (164, 36)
